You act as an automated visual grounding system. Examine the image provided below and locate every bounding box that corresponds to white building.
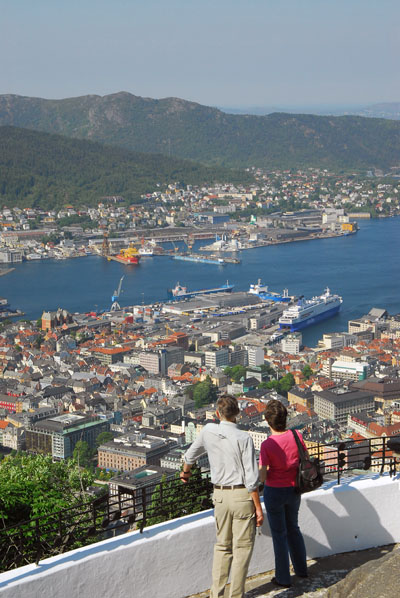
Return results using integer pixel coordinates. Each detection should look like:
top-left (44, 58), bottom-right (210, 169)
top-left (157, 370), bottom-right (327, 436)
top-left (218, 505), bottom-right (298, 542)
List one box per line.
top-left (331, 359), bottom-right (370, 381)
top-left (318, 332), bottom-right (357, 350)
top-left (281, 333), bottom-right (302, 354)
top-left (246, 346), bottom-right (265, 367)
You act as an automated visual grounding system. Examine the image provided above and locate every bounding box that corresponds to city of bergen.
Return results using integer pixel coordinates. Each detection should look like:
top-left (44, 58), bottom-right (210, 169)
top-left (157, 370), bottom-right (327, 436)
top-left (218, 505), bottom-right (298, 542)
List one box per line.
top-left (1, 1), bottom-right (400, 597)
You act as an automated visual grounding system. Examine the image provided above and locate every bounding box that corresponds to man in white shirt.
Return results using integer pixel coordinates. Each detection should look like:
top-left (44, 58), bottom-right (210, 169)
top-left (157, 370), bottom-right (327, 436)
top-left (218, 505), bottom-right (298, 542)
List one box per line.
top-left (181, 395), bottom-right (263, 598)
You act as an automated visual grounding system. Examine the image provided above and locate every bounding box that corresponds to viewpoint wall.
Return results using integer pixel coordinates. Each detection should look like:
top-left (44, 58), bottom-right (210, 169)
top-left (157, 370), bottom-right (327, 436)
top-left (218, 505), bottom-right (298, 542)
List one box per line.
top-left (0, 474), bottom-right (399, 598)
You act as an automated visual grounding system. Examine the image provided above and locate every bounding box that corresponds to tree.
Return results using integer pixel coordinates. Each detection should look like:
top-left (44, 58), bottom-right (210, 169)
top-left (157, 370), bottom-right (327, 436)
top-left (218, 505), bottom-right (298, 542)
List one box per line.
top-left (224, 365), bottom-right (247, 383)
top-left (73, 441), bottom-right (94, 469)
top-left (95, 431), bottom-right (114, 448)
top-left (263, 373), bottom-right (295, 396)
top-left (231, 365), bottom-right (247, 383)
top-left (192, 376), bottom-right (218, 409)
top-left (301, 365), bottom-right (313, 380)
top-left (278, 373), bottom-right (295, 395)
top-left (259, 363), bottom-right (275, 376)
top-left (266, 379), bottom-right (280, 391)
top-left (0, 453), bottom-right (94, 526)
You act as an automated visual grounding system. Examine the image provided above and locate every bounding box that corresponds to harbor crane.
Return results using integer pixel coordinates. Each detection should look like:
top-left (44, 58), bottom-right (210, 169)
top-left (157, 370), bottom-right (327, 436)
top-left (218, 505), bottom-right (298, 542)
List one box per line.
top-left (111, 276), bottom-right (124, 311)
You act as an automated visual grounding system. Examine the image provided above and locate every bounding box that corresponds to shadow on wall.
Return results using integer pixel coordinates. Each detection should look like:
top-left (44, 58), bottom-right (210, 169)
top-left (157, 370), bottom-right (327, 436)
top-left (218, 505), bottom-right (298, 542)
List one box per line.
top-left (244, 479), bottom-right (398, 598)
top-left (303, 483), bottom-right (395, 557)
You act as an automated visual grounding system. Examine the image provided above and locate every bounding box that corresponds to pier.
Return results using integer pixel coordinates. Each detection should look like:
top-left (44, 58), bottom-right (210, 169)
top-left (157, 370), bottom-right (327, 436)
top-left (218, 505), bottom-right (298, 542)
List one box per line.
top-left (172, 253), bottom-right (240, 265)
top-left (0, 268), bottom-right (15, 277)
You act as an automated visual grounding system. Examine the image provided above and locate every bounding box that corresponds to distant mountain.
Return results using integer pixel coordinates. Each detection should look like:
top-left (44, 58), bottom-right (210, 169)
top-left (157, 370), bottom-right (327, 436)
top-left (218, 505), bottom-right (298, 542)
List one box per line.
top-left (0, 126), bottom-right (252, 208)
top-left (0, 92), bottom-right (400, 170)
top-left (357, 102), bottom-right (400, 120)
top-left (220, 102), bottom-right (400, 120)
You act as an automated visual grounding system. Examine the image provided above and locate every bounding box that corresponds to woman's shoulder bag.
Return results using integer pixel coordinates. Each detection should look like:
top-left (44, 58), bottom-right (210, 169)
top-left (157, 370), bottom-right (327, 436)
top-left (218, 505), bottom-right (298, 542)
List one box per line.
top-left (291, 429), bottom-right (324, 494)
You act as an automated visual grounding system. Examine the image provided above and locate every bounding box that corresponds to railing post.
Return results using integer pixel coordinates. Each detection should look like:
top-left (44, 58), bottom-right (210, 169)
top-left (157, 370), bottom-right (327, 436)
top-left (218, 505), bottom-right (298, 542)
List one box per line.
top-left (141, 487), bottom-right (147, 532)
top-left (34, 518), bottom-right (41, 565)
top-left (92, 500), bottom-right (97, 528)
top-left (380, 437), bottom-right (386, 476)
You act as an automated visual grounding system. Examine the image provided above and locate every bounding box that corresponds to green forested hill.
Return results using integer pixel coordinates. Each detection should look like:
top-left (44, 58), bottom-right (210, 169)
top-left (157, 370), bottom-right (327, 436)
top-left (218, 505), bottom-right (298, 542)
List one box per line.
top-left (1, 92), bottom-right (400, 170)
top-left (0, 126), bottom-right (252, 208)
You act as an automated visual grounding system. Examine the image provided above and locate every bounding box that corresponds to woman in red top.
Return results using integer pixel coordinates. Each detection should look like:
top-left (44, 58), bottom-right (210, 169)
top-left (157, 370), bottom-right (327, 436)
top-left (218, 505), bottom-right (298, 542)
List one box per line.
top-left (259, 399), bottom-right (308, 588)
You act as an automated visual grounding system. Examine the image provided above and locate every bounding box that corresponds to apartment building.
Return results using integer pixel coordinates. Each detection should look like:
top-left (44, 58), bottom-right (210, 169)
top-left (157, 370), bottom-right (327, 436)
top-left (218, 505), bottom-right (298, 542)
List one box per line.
top-left (98, 434), bottom-right (173, 471)
top-left (247, 346), bottom-right (265, 367)
top-left (313, 388), bottom-right (374, 426)
top-left (204, 347), bottom-right (229, 369)
top-left (26, 413), bottom-right (109, 459)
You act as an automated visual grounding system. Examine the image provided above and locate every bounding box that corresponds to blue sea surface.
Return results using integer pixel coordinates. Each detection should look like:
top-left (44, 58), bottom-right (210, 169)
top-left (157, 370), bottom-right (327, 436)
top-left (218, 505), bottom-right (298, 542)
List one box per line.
top-left (1, 218), bottom-right (399, 347)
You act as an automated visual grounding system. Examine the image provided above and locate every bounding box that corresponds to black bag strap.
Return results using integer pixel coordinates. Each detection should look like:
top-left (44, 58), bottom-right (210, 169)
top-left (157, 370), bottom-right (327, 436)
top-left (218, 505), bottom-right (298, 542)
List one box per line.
top-left (291, 429), bottom-right (306, 462)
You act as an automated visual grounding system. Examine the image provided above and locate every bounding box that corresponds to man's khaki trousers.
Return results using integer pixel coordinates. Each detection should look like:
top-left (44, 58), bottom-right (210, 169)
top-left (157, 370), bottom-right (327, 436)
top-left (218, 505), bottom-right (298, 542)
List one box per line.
top-left (210, 487), bottom-right (256, 598)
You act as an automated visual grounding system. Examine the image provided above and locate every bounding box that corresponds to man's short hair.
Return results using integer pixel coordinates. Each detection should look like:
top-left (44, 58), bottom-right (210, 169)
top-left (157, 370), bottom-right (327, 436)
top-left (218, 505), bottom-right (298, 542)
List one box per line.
top-left (264, 399), bottom-right (287, 432)
top-left (217, 395), bottom-right (240, 420)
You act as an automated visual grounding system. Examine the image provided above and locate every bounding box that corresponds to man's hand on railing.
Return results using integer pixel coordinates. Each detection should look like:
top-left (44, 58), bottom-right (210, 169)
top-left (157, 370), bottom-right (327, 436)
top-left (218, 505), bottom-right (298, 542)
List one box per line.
top-left (180, 469), bottom-right (192, 484)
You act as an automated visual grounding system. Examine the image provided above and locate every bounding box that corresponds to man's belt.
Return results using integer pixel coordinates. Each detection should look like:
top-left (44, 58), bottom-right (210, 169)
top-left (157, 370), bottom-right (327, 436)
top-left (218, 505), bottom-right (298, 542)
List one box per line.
top-left (214, 484), bottom-right (246, 489)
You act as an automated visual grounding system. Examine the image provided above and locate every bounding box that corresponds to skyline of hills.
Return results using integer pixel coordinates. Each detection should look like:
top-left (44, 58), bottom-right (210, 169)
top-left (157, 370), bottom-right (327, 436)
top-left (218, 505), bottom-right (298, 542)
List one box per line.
top-left (1, 92), bottom-right (400, 171)
top-left (219, 101), bottom-right (400, 119)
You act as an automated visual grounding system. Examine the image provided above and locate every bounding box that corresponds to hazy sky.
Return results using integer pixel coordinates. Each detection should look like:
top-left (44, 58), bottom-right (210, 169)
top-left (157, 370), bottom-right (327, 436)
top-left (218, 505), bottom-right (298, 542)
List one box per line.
top-left (1, 0), bottom-right (399, 108)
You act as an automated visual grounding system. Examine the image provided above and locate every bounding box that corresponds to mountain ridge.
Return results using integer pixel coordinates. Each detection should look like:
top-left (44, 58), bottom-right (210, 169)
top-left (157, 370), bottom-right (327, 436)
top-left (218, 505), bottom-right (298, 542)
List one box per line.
top-left (1, 92), bottom-right (400, 170)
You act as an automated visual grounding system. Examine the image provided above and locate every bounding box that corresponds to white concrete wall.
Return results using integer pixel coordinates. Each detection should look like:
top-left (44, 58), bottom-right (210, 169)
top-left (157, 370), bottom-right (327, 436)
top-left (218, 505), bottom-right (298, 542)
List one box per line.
top-left (1, 473), bottom-right (399, 598)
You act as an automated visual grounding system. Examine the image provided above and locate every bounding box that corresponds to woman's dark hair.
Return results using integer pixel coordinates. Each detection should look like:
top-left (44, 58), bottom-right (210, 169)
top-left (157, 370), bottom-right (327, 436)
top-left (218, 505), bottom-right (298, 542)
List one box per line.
top-left (217, 395), bottom-right (240, 420)
top-left (264, 399), bottom-right (287, 432)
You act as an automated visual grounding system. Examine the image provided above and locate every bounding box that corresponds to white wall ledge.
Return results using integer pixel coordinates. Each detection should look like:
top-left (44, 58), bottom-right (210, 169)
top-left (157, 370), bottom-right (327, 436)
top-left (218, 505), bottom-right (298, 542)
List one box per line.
top-left (1, 474), bottom-right (399, 598)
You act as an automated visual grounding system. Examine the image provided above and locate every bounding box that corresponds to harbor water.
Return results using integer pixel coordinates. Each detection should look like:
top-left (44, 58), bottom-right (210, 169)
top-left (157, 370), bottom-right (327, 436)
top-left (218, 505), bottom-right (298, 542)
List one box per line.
top-left (1, 218), bottom-right (400, 347)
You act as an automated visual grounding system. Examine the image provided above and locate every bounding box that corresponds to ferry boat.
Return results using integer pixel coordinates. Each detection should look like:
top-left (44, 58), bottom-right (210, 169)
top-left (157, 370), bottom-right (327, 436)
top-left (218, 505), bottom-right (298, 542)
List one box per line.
top-left (25, 253), bottom-right (42, 260)
top-left (139, 238), bottom-right (157, 256)
top-left (167, 281), bottom-right (234, 300)
top-left (139, 246), bottom-right (154, 257)
top-left (248, 279), bottom-right (291, 302)
top-left (278, 288), bottom-right (342, 331)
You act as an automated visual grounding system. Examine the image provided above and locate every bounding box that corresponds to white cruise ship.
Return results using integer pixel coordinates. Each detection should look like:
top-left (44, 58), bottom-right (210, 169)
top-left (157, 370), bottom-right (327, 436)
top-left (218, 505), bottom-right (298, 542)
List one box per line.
top-left (278, 288), bottom-right (342, 331)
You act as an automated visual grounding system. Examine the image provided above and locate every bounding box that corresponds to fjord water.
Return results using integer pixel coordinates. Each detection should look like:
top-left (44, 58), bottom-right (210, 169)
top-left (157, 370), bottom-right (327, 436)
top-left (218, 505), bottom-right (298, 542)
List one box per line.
top-left (2, 218), bottom-right (399, 347)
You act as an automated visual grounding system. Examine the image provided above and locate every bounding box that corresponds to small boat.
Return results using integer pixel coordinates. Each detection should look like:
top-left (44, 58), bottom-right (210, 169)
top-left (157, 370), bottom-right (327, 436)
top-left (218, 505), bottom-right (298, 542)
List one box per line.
top-left (248, 279), bottom-right (291, 302)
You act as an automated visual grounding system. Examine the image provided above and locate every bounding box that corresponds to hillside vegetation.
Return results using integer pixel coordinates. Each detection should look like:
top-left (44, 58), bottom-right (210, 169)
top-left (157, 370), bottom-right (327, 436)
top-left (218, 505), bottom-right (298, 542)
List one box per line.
top-left (1, 92), bottom-right (400, 170)
top-left (0, 126), bottom-right (252, 208)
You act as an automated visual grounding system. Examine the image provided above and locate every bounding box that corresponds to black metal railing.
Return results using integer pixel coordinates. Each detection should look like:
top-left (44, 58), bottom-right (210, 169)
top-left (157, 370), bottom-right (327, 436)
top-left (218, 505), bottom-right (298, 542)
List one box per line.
top-left (0, 469), bottom-right (213, 573)
top-left (1, 434), bottom-right (399, 573)
top-left (305, 433), bottom-right (399, 485)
